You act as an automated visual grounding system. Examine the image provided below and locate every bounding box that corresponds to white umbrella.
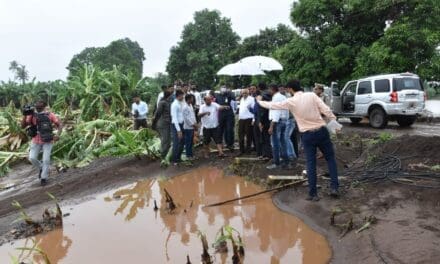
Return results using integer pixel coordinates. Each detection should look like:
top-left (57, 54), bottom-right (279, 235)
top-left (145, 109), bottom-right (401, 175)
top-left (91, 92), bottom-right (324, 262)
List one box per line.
top-left (217, 62), bottom-right (265, 76)
top-left (240, 55), bottom-right (283, 71)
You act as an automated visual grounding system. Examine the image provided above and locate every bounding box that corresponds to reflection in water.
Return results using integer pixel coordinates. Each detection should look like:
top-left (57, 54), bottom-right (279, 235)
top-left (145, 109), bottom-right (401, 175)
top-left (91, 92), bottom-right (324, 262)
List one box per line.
top-left (107, 180), bottom-right (154, 221)
top-left (12, 228), bottom-right (72, 264)
top-left (0, 167), bottom-right (330, 263)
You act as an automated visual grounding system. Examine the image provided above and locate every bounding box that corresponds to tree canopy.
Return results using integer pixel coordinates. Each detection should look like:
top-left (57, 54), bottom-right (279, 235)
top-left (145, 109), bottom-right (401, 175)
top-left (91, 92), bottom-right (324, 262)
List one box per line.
top-left (166, 9), bottom-right (240, 89)
top-left (67, 38), bottom-right (145, 80)
top-left (276, 0), bottom-right (440, 86)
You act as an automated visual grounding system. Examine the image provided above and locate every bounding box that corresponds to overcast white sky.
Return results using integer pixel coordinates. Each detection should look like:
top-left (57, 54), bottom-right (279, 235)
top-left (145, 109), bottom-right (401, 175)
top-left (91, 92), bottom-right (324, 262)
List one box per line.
top-left (0, 0), bottom-right (293, 81)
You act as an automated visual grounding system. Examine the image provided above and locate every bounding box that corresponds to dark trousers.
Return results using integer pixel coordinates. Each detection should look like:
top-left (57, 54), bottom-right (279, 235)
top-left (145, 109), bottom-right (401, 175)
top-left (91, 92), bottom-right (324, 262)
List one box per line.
top-left (301, 127), bottom-right (339, 197)
top-left (171, 123), bottom-right (184, 163)
top-left (291, 121), bottom-right (300, 158)
top-left (158, 124), bottom-right (171, 159)
top-left (254, 123), bottom-right (263, 156)
top-left (238, 118), bottom-right (253, 154)
top-left (261, 123), bottom-right (272, 158)
top-left (184, 129), bottom-right (194, 158)
top-left (134, 119), bottom-right (147, 130)
top-left (219, 114), bottom-right (235, 148)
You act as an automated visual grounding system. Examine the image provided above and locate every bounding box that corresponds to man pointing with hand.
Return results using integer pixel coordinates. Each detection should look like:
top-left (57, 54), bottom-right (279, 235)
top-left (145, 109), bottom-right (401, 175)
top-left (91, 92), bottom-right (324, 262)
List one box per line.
top-left (257, 80), bottom-right (341, 201)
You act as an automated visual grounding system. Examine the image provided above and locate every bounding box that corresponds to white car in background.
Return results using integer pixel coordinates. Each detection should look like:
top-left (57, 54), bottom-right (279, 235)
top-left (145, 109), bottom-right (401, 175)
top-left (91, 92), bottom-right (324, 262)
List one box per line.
top-left (329, 73), bottom-right (426, 128)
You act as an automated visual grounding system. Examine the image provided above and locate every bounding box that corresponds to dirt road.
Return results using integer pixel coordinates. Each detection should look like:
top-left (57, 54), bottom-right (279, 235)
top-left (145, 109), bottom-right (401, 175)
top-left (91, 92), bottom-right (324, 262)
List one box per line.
top-left (339, 118), bottom-right (440, 137)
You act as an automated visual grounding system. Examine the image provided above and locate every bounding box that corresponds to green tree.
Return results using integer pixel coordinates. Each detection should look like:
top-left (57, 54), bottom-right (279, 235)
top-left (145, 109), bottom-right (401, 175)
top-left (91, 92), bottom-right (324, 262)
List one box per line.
top-left (276, 0), bottom-right (440, 86)
top-left (232, 24), bottom-right (295, 60)
top-left (166, 9), bottom-right (240, 89)
top-left (353, 0), bottom-right (440, 79)
top-left (9, 61), bottom-right (29, 85)
top-left (68, 38), bottom-right (145, 80)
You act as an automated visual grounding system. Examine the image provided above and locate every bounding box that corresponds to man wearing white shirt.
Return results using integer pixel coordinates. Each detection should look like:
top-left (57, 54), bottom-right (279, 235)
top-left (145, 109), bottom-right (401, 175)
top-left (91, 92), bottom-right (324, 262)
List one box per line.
top-left (183, 94), bottom-right (197, 160)
top-left (131, 95), bottom-right (148, 130)
top-left (198, 95), bottom-right (228, 158)
top-left (170, 90), bottom-right (185, 165)
top-left (238, 89), bottom-right (255, 155)
top-left (267, 84), bottom-right (289, 169)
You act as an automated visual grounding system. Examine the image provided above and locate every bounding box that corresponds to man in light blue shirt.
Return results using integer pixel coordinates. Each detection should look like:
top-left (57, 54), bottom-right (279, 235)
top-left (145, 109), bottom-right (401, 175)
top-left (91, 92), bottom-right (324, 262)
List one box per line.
top-left (267, 84), bottom-right (289, 169)
top-left (131, 95), bottom-right (148, 130)
top-left (170, 90), bottom-right (185, 165)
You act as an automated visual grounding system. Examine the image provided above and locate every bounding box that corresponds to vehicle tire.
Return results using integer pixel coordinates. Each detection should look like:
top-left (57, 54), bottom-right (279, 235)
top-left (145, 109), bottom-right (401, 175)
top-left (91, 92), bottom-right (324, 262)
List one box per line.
top-left (350, 117), bottom-right (362, 124)
top-left (396, 116), bottom-right (416, 127)
top-left (369, 107), bottom-right (388, 128)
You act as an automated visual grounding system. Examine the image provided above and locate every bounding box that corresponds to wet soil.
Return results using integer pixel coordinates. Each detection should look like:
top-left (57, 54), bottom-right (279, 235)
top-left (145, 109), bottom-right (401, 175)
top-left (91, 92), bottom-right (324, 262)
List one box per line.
top-left (234, 132), bottom-right (440, 264)
top-left (0, 126), bottom-right (439, 263)
top-left (0, 167), bottom-right (330, 263)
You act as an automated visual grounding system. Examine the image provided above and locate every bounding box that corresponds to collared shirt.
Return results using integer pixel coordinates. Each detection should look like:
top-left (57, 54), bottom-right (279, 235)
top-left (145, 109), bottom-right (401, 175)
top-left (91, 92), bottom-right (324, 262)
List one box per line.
top-left (25, 112), bottom-right (60, 144)
top-left (258, 91), bottom-right (336, 132)
top-left (238, 96), bottom-right (255, 120)
top-left (199, 102), bottom-right (220, 129)
top-left (182, 103), bottom-right (197, 130)
top-left (131, 101), bottom-right (148, 120)
top-left (171, 99), bottom-right (184, 131)
top-left (269, 92), bottom-right (289, 122)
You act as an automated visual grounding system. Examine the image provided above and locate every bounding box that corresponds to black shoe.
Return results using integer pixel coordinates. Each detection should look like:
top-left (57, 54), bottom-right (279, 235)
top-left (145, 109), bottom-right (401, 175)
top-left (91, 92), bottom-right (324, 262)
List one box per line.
top-left (330, 189), bottom-right (340, 198)
top-left (38, 168), bottom-right (42, 179)
top-left (305, 195), bottom-right (320, 202)
top-left (40, 179), bottom-right (48, 186)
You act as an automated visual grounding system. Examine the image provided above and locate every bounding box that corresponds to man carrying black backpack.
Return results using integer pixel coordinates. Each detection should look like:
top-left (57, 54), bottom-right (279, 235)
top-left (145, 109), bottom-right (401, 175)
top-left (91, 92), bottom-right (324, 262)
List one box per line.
top-left (21, 100), bottom-right (62, 186)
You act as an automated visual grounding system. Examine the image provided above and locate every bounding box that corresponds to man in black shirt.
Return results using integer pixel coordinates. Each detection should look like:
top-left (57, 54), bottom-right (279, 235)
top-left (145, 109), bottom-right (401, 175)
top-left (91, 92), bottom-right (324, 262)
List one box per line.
top-left (215, 86), bottom-right (236, 152)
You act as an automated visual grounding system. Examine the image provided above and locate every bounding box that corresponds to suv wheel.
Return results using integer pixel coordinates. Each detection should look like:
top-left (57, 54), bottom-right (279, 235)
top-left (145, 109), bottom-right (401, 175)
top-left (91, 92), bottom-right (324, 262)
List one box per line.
top-left (350, 118), bottom-right (362, 124)
top-left (396, 116), bottom-right (416, 127)
top-left (369, 107), bottom-right (388, 128)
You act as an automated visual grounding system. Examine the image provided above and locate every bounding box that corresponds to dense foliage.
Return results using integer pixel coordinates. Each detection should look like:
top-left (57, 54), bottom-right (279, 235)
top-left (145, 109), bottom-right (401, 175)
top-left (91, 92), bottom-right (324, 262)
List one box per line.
top-left (275, 0), bottom-right (440, 86)
top-left (68, 38), bottom-right (145, 80)
top-left (166, 9), bottom-right (240, 89)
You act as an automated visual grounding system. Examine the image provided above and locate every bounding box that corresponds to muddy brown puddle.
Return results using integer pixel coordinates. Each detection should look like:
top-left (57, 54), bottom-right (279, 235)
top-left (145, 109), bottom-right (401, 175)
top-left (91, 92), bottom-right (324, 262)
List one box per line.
top-left (0, 167), bottom-right (331, 263)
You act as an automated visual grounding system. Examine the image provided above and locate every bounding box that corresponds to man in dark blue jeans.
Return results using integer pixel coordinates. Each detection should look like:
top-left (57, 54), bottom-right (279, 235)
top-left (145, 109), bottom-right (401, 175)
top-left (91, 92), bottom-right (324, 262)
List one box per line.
top-left (257, 80), bottom-right (340, 201)
top-left (301, 127), bottom-right (338, 200)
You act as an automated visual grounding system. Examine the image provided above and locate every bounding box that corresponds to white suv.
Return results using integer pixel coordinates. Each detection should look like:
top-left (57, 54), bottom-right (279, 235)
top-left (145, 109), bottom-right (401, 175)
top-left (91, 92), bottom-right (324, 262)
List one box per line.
top-left (329, 73), bottom-right (426, 128)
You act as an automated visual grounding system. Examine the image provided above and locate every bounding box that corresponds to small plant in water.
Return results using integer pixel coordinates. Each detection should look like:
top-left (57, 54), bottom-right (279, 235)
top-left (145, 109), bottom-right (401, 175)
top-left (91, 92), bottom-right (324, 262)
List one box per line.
top-left (198, 231), bottom-right (213, 264)
top-left (9, 237), bottom-right (51, 264)
top-left (212, 225), bottom-right (245, 264)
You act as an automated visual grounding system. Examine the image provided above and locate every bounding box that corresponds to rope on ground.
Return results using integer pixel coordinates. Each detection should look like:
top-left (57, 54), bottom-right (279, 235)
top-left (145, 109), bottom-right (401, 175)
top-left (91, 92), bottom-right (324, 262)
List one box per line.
top-left (203, 179), bottom-right (307, 208)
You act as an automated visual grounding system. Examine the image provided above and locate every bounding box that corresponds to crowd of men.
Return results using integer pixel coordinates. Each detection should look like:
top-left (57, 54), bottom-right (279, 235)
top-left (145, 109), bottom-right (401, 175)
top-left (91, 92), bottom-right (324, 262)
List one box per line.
top-left (146, 80), bottom-right (339, 201)
top-left (22, 79), bottom-right (339, 201)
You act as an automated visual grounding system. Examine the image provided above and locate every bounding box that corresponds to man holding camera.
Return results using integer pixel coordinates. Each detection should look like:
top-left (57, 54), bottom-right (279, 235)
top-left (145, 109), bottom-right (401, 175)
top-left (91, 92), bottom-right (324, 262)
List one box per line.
top-left (21, 100), bottom-right (62, 186)
top-left (132, 95), bottom-right (148, 130)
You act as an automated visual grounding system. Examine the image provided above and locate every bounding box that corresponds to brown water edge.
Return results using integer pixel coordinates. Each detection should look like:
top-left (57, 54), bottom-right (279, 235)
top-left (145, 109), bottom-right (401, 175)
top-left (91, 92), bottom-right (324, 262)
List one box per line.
top-left (0, 167), bottom-right (331, 264)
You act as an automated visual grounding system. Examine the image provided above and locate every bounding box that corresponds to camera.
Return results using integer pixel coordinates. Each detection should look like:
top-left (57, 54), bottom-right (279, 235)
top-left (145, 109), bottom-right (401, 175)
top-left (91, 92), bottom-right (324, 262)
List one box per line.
top-left (22, 105), bottom-right (35, 116)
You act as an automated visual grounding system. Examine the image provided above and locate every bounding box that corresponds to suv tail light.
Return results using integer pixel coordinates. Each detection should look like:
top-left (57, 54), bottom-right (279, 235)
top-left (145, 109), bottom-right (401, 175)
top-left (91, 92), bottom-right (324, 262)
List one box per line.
top-left (390, 91), bottom-right (398, 103)
top-left (424, 91), bottom-right (427, 101)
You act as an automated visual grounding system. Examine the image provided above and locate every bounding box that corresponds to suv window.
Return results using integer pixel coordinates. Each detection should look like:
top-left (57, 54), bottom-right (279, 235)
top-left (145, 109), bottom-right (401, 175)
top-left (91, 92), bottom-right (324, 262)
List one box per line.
top-left (344, 82), bottom-right (357, 95)
top-left (393, 78), bottom-right (422, 91)
top-left (357, 81), bottom-right (372, 95)
top-left (374, 79), bottom-right (390, 93)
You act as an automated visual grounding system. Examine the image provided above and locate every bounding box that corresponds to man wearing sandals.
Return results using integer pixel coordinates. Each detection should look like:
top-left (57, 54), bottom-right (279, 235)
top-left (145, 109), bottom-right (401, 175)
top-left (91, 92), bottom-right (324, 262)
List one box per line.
top-left (198, 95), bottom-right (229, 158)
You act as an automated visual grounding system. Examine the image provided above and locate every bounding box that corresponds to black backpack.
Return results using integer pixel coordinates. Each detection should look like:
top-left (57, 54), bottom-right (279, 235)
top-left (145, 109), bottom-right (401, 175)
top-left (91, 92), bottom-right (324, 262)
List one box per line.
top-left (34, 113), bottom-right (53, 142)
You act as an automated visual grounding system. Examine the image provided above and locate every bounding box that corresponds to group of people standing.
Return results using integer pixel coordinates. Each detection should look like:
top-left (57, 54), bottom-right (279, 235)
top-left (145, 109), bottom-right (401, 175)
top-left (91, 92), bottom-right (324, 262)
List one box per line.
top-left (132, 79), bottom-right (340, 201)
